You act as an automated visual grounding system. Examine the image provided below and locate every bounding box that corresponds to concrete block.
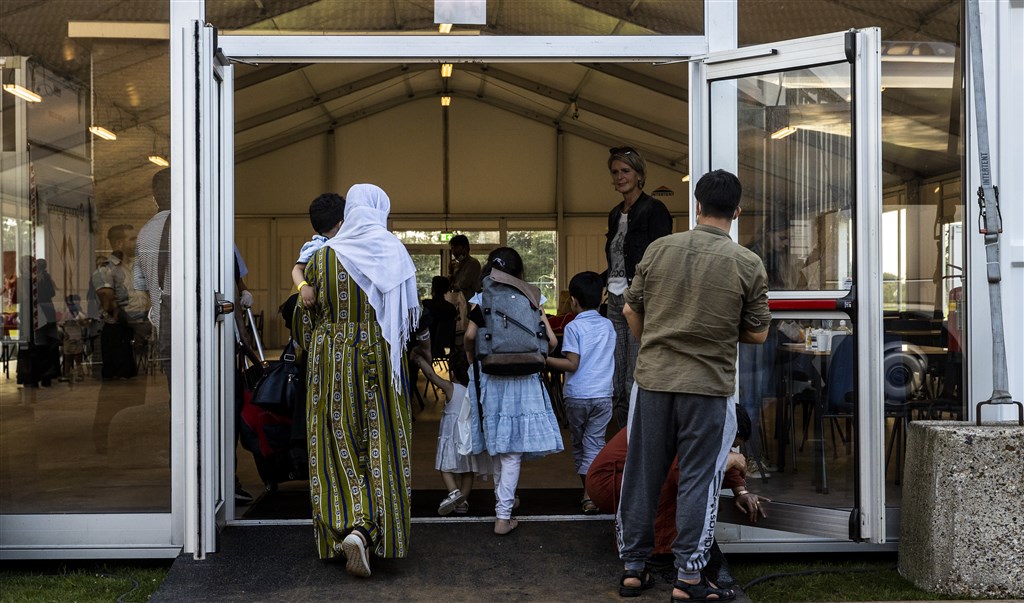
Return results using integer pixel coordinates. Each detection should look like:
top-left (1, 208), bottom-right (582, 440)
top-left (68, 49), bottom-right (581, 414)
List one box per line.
top-left (899, 421), bottom-right (1024, 598)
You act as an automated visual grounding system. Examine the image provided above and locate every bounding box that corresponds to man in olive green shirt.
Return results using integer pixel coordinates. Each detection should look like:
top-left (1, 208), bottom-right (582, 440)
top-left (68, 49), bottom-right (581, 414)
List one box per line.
top-left (614, 170), bottom-right (770, 602)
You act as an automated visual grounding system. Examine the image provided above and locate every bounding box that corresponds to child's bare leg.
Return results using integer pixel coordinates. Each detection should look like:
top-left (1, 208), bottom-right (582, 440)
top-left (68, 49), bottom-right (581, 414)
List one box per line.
top-left (459, 472), bottom-right (475, 498)
top-left (440, 471), bottom-right (459, 493)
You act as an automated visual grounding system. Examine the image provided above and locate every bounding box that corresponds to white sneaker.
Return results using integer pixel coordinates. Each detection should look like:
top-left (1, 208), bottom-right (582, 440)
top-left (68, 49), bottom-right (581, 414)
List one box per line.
top-left (438, 488), bottom-right (465, 515)
top-left (342, 531), bottom-right (371, 578)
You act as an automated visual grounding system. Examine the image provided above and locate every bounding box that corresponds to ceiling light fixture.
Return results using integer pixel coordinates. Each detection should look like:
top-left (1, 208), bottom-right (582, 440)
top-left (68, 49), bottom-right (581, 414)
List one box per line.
top-left (770, 125), bottom-right (799, 140)
top-left (89, 125), bottom-right (117, 141)
top-left (441, 96), bottom-right (451, 107)
top-left (148, 155), bottom-right (169, 167)
top-left (681, 175), bottom-right (690, 182)
top-left (438, 23), bottom-right (453, 34)
top-left (3, 83), bottom-right (42, 103)
top-left (441, 63), bottom-right (453, 78)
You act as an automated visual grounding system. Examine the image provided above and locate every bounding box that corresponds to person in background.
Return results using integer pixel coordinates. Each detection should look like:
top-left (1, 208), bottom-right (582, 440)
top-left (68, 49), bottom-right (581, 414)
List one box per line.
top-left (92, 225), bottom-right (138, 381)
top-left (293, 183), bottom-right (417, 578)
top-left (447, 234), bottom-right (481, 386)
top-left (421, 275), bottom-right (458, 362)
top-left (230, 248), bottom-right (256, 506)
top-left (603, 146), bottom-right (672, 429)
top-left (91, 226), bottom-right (143, 454)
top-left (544, 271), bottom-right (615, 514)
top-left (59, 295), bottom-right (88, 383)
top-left (291, 193), bottom-right (345, 309)
top-left (616, 169), bottom-right (770, 602)
top-left (134, 168), bottom-right (172, 379)
top-left (416, 298), bottom-right (493, 516)
top-left (15, 256), bottom-right (61, 388)
top-left (738, 212), bottom-right (794, 478)
top-left (448, 234), bottom-right (481, 304)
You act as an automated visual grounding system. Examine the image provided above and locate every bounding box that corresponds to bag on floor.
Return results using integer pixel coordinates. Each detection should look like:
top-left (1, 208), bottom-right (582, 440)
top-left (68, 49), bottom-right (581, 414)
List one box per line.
top-left (475, 270), bottom-right (547, 376)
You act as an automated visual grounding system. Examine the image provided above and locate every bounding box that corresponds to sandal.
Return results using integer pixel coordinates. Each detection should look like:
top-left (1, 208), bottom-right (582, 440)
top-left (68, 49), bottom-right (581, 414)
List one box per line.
top-left (619, 568), bottom-right (656, 597)
top-left (671, 575), bottom-right (735, 602)
top-left (581, 497), bottom-right (599, 514)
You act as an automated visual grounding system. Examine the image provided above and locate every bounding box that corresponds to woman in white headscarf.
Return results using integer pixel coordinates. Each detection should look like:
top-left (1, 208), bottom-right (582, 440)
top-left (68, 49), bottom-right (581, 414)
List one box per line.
top-left (293, 183), bottom-right (418, 578)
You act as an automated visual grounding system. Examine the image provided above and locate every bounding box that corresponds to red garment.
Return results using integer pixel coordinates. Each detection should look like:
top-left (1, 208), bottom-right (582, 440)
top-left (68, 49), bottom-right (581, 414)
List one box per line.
top-left (586, 428), bottom-right (745, 555)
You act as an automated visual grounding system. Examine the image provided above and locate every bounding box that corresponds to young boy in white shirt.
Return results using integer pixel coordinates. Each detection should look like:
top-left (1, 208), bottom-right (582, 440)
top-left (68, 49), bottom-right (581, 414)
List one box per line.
top-left (292, 193), bottom-right (345, 308)
top-left (546, 271), bottom-right (616, 514)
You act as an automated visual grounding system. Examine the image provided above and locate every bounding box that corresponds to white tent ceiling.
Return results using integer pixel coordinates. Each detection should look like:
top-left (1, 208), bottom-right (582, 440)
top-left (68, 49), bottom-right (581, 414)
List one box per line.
top-left (0, 0), bottom-right (962, 213)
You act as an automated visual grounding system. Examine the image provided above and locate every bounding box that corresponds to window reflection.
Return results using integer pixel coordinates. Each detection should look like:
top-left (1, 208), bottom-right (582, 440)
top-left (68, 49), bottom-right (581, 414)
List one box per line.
top-left (719, 63), bottom-right (855, 293)
top-left (0, 10), bottom-right (171, 513)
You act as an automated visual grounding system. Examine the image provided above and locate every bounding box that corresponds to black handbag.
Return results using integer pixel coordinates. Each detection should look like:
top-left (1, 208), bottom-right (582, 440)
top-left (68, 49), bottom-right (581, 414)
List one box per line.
top-left (251, 338), bottom-right (306, 416)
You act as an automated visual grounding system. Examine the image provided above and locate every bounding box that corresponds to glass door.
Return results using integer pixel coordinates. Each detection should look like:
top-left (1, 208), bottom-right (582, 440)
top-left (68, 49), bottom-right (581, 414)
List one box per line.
top-left (691, 30), bottom-right (886, 543)
top-left (0, 54), bottom-right (178, 557)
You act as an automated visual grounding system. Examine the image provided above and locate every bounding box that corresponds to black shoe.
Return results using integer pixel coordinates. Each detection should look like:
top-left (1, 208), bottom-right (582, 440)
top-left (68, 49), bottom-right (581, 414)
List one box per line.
top-left (235, 487), bottom-right (254, 504)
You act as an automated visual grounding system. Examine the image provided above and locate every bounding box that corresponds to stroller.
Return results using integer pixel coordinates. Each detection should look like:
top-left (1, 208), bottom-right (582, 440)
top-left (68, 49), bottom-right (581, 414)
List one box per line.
top-left (237, 304), bottom-right (308, 491)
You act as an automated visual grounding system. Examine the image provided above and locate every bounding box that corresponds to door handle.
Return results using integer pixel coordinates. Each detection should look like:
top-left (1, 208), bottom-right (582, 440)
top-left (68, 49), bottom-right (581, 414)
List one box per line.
top-left (215, 292), bottom-right (234, 322)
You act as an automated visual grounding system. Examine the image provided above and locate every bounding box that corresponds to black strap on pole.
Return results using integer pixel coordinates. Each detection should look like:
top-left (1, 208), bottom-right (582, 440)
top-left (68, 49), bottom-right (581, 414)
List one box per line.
top-left (966, 0), bottom-right (1022, 425)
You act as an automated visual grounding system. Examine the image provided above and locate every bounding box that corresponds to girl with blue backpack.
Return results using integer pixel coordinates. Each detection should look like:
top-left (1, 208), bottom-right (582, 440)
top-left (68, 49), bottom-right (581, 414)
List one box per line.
top-left (464, 247), bottom-right (564, 535)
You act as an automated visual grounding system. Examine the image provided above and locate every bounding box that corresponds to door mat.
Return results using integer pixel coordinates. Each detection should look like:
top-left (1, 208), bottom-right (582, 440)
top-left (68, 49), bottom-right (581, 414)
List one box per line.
top-left (241, 487), bottom-right (594, 520)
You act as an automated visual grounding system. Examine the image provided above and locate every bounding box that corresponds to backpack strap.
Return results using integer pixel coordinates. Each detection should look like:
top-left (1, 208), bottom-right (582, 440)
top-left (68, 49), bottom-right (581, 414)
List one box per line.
top-left (473, 359), bottom-right (484, 432)
top-left (487, 270), bottom-right (542, 308)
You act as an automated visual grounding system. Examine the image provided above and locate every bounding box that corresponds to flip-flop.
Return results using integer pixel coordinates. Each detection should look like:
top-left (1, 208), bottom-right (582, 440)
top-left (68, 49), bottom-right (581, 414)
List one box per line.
top-left (494, 517), bottom-right (519, 535)
top-left (581, 497), bottom-right (599, 514)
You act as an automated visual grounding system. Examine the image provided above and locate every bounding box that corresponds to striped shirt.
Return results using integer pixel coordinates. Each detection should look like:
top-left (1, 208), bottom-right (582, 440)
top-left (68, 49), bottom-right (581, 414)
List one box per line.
top-left (134, 210), bottom-right (170, 329)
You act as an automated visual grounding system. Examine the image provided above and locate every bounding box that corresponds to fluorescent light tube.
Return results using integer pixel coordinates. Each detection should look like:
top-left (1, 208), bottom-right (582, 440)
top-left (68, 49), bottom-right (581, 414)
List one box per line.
top-left (89, 126), bottom-right (117, 140)
top-left (3, 84), bottom-right (42, 103)
top-left (148, 155), bottom-right (170, 167)
top-left (770, 126), bottom-right (798, 140)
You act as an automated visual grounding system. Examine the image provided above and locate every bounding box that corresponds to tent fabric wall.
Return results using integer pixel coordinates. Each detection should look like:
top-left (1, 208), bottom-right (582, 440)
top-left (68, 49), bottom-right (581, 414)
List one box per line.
top-left (237, 98), bottom-right (686, 218)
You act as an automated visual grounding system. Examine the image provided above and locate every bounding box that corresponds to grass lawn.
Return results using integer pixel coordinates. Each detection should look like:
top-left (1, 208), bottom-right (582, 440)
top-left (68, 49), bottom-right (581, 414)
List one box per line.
top-left (0, 561), bottom-right (170, 603)
top-left (729, 553), bottom-right (973, 602)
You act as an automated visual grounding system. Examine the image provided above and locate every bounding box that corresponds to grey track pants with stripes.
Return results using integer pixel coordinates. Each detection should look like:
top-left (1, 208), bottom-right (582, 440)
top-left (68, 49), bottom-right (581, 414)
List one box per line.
top-left (615, 389), bottom-right (737, 581)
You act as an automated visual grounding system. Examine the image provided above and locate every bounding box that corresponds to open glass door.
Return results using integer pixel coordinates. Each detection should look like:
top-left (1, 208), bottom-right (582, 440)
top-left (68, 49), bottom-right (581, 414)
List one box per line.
top-left (182, 22), bottom-right (234, 558)
top-left (691, 29), bottom-right (886, 543)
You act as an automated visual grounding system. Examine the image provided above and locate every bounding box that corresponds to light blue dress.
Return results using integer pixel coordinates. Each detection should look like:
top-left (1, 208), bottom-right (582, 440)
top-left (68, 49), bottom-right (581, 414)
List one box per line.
top-left (467, 293), bottom-right (564, 460)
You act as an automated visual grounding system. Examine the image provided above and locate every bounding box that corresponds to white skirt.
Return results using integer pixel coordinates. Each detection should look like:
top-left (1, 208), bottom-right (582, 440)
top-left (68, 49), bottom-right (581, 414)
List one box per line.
top-left (435, 384), bottom-right (493, 476)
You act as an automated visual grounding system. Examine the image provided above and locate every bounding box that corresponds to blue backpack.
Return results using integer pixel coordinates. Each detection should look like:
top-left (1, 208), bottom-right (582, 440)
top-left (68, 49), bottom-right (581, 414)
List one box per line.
top-left (475, 270), bottom-right (547, 376)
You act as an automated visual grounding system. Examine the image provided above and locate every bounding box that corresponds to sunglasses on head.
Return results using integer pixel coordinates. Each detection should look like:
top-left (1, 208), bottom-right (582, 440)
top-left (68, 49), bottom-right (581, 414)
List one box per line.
top-left (609, 146), bottom-right (637, 156)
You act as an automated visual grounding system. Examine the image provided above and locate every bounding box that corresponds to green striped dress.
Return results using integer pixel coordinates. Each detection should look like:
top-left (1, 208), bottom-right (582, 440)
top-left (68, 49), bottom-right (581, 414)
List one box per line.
top-left (293, 246), bottom-right (412, 560)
